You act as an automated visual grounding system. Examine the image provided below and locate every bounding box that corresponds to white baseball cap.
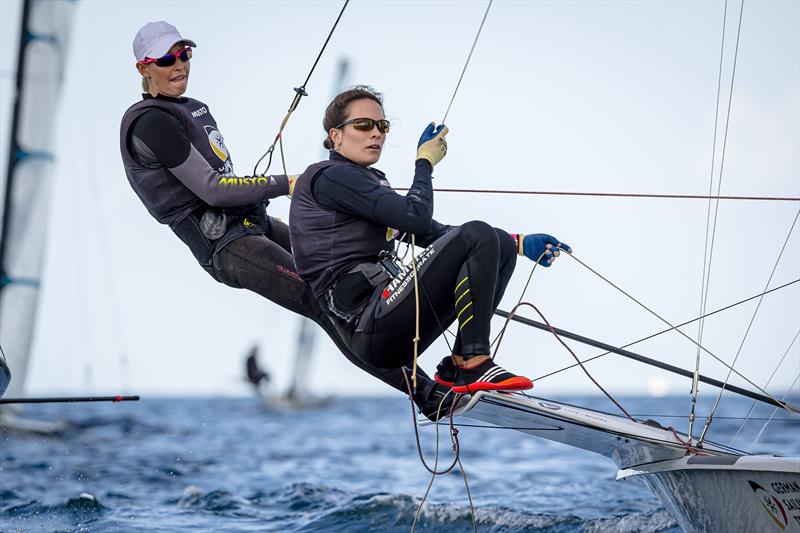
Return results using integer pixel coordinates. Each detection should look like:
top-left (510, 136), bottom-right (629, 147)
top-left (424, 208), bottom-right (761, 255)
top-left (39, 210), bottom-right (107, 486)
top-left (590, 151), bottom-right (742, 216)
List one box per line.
top-left (133, 21), bottom-right (196, 62)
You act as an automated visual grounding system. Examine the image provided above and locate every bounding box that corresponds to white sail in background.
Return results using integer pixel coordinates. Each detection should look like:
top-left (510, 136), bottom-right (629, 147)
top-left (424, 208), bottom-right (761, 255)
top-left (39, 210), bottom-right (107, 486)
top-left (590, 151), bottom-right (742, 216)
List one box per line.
top-left (0, 0), bottom-right (75, 400)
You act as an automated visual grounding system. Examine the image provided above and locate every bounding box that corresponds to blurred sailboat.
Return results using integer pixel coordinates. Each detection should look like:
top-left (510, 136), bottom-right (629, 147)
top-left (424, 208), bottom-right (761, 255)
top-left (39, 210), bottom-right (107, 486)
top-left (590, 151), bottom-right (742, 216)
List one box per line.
top-left (244, 344), bottom-right (331, 410)
top-left (246, 58), bottom-right (351, 411)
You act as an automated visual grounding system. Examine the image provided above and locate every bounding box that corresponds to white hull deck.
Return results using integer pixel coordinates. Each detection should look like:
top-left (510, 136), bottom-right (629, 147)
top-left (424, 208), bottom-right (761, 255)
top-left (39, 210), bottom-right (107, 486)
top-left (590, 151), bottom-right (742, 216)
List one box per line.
top-left (450, 391), bottom-right (800, 532)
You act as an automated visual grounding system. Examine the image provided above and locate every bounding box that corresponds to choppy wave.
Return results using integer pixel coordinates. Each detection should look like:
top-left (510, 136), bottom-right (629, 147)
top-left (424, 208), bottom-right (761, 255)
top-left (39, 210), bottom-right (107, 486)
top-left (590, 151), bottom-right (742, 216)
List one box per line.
top-left (2, 492), bottom-right (107, 532)
top-left (297, 491), bottom-right (678, 533)
top-left (2, 396), bottom-right (795, 532)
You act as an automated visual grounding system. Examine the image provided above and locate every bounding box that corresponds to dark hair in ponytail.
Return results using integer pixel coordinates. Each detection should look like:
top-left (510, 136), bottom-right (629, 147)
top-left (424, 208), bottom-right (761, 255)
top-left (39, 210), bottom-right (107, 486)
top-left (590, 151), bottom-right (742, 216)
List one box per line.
top-left (322, 85), bottom-right (384, 150)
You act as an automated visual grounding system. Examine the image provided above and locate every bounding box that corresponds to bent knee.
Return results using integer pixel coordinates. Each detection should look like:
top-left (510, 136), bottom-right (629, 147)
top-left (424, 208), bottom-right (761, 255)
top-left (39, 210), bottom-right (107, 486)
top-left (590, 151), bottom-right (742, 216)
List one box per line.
top-left (494, 228), bottom-right (517, 259)
top-left (460, 220), bottom-right (496, 242)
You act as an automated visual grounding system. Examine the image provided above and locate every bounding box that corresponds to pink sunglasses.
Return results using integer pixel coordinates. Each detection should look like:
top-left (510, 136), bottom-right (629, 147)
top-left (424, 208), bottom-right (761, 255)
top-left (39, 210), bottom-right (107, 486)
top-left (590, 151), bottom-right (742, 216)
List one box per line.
top-left (139, 46), bottom-right (192, 68)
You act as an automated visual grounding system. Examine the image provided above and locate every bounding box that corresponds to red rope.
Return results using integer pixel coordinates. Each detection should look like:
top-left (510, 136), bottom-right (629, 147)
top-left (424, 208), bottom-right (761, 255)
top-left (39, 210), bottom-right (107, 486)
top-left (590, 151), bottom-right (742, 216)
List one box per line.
top-left (395, 187), bottom-right (800, 202)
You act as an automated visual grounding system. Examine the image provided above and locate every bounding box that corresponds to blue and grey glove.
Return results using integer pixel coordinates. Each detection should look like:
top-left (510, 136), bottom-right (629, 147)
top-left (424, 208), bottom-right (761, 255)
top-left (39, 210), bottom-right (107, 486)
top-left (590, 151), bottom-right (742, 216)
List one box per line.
top-left (518, 233), bottom-right (571, 267)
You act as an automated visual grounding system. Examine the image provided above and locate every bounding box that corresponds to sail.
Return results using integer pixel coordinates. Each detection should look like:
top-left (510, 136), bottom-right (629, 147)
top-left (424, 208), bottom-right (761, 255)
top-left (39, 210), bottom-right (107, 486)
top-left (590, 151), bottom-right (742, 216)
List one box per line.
top-left (0, 0), bottom-right (75, 399)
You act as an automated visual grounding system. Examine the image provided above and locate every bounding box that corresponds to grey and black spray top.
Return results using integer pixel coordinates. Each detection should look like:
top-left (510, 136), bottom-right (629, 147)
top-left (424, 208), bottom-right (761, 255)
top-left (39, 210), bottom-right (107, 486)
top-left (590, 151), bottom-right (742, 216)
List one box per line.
top-left (290, 152), bottom-right (447, 299)
top-left (119, 94), bottom-right (289, 227)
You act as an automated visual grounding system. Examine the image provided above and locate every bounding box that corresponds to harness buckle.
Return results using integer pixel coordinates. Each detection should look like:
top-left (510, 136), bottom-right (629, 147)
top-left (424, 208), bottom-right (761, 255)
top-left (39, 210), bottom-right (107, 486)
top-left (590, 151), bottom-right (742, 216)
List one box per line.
top-left (378, 250), bottom-right (401, 278)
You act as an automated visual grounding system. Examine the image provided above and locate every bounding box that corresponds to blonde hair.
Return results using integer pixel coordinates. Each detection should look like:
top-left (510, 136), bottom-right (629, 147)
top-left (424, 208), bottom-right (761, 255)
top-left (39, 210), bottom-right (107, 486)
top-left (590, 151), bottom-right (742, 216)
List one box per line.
top-left (141, 76), bottom-right (149, 92)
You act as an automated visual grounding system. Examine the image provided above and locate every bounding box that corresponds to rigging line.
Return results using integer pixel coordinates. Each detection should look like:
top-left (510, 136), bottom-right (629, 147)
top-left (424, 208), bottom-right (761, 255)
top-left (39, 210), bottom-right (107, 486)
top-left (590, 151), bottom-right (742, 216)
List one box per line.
top-left (635, 415), bottom-right (796, 422)
top-left (565, 252), bottom-right (791, 410)
top-left (530, 278), bottom-right (800, 381)
top-left (497, 308), bottom-right (796, 411)
top-left (730, 329), bottom-right (800, 446)
top-left (698, 208), bottom-right (800, 445)
top-left (431, 422), bottom-right (564, 430)
top-left (441, 0), bottom-right (493, 124)
top-left (515, 302), bottom-right (635, 420)
top-left (252, 0), bottom-right (350, 175)
top-left (490, 252), bottom-right (545, 354)
top-left (410, 389), bottom-right (445, 533)
top-left (393, 187), bottom-right (800, 201)
top-left (691, 0), bottom-right (730, 446)
top-left (748, 372), bottom-right (800, 453)
top-left (300, 0), bottom-right (350, 90)
top-left (395, 239), bottom-right (458, 344)
top-left (402, 368), bottom-right (461, 476)
top-left (457, 456), bottom-right (478, 533)
top-left (404, 367), bottom-right (468, 533)
top-left (0, 342), bottom-right (6, 363)
top-left (84, 108), bottom-right (130, 392)
top-left (694, 0), bottom-right (746, 446)
top-left (411, 235), bottom-right (421, 391)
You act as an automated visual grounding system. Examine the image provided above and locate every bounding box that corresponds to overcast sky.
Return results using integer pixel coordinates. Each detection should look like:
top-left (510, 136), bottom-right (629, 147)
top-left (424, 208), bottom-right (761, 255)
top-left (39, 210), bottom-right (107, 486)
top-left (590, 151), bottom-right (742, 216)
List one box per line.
top-left (0, 0), bottom-right (797, 402)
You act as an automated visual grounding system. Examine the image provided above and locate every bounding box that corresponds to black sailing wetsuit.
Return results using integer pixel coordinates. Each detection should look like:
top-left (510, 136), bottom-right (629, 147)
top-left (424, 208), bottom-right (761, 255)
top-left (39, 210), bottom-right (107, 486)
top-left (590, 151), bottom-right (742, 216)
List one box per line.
top-left (119, 94), bottom-right (438, 396)
top-left (290, 152), bottom-right (517, 369)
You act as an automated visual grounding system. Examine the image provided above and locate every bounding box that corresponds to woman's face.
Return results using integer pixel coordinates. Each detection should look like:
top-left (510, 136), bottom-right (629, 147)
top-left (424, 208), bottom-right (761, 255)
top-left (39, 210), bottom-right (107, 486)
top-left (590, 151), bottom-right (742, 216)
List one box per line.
top-left (329, 98), bottom-right (386, 167)
top-left (136, 42), bottom-right (191, 97)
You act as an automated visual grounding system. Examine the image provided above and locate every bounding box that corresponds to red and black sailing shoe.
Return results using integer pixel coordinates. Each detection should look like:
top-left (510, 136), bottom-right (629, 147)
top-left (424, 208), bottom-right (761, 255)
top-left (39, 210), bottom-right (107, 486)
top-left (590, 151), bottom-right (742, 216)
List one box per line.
top-left (434, 356), bottom-right (458, 387)
top-left (451, 358), bottom-right (533, 394)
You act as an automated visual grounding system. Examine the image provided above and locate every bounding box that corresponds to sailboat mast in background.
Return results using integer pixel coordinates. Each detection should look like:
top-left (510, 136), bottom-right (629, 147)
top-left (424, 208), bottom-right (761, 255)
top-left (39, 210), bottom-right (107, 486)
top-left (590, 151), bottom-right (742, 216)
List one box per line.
top-left (286, 57), bottom-right (350, 401)
top-left (0, 0), bottom-right (75, 401)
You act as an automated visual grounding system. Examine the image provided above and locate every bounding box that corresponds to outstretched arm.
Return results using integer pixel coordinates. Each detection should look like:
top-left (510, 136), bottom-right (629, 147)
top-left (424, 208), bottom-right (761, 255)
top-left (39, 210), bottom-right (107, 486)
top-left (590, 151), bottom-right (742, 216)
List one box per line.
top-left (130, 109), bottom-right (289, 207)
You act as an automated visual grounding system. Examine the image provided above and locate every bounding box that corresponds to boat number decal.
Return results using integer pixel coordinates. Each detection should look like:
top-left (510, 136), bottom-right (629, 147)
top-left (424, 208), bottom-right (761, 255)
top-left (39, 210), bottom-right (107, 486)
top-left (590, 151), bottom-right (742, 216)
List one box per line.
top-left (538, 402), bottom-right (561, 410)
top-left (748, 479), bottom-right (800, 529)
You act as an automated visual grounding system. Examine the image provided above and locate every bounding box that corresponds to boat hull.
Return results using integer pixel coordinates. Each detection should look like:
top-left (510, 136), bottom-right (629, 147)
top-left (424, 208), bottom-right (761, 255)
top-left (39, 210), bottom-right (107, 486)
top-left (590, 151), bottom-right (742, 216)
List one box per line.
top-left (451, 392), bottom-right (800, 532)
top-left (619, 457), bottom-right (800, 533)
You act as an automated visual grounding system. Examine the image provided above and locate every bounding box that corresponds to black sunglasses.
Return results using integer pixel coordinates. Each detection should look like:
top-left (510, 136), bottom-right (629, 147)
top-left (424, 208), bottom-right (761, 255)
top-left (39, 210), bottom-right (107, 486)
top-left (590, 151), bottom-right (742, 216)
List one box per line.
top-left (139, 46), bottom-right (192, 68)
top-left (335, 118), bottom-right (390, 134)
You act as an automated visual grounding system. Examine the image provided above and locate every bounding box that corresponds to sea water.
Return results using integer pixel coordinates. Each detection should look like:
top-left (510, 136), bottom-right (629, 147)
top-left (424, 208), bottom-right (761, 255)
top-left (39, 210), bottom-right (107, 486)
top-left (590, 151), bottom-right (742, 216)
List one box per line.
top-left (1, 394), bottom-right (798, 532)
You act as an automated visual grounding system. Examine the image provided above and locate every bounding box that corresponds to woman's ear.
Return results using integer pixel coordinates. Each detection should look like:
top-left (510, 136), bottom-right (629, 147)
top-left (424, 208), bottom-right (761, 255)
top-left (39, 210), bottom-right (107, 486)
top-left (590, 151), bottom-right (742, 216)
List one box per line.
top-left (136, 62), bottom-right (147, 77)
top-left (328, 128), bottom-right (341, 149)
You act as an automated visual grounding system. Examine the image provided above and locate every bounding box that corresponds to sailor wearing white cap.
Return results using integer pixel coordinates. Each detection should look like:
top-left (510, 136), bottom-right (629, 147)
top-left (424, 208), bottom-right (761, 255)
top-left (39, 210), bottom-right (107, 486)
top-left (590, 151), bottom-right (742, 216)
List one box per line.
top-left (133, 21), bottom-right (197, 96)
